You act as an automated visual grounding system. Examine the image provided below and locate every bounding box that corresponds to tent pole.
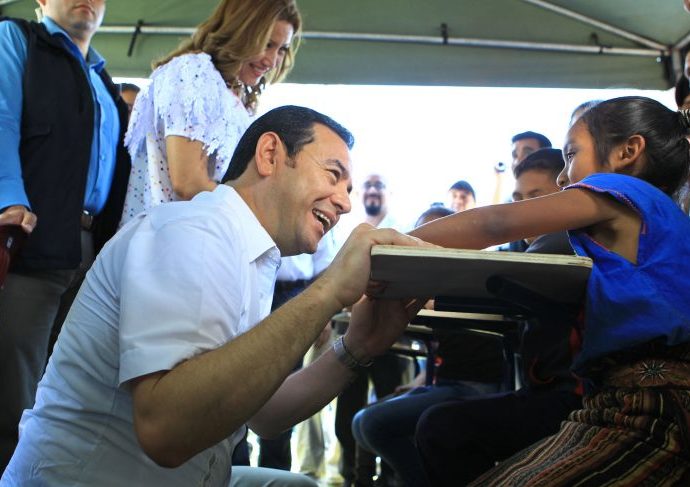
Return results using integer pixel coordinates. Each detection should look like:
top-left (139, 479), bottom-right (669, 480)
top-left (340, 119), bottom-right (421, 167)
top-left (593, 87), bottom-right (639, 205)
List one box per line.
top-left (518, 0), bottom-right (667, 51)
top-left (98, 25), bottom-right (664, 58)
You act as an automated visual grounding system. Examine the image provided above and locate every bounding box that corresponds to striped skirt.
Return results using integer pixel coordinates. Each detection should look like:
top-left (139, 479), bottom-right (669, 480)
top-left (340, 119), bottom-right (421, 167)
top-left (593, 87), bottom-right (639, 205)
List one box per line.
top-left (470, 349), bottom-right (690, 486)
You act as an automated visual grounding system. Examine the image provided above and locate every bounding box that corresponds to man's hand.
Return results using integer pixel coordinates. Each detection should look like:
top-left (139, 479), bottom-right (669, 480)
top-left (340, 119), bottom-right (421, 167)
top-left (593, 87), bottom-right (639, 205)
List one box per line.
top-left (0, 205), bottom-right (37, 233)
top-left (343, 295), bottom-right (426, 364)
top-left (318, 224), bottom-right (429, 310)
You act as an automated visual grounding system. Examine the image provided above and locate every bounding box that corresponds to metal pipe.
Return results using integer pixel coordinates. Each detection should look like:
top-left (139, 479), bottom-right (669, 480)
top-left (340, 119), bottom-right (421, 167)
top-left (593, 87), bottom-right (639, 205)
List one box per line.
top-left (674, 31), bottom-right (690, 52)
top-left (98, 25), bottom-right (664, 58)
top-left (519, 0), bottom-right (667, 51)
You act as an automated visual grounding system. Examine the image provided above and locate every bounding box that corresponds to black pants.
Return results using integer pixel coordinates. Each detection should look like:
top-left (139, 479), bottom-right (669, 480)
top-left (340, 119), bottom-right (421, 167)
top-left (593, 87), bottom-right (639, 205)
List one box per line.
top-left (415, 388), bottom-right (582, 487)
top-left (335, 353), bottom-right (408, 484)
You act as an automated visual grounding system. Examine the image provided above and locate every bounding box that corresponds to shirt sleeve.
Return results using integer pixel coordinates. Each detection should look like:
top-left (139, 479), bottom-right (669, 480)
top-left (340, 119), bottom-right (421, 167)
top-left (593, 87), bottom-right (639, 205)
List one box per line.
top-left (152, 54), bottom-right (248, 161)
top-left (0, 21), bottom-right (30, 211)
top-left (118, 216), bottom-right (247, 384)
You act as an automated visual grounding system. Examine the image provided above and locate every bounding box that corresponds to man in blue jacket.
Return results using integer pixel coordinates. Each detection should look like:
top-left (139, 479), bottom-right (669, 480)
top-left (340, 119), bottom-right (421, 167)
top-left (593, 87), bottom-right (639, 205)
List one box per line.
top-left (0, 0), bottom-right (130, 470)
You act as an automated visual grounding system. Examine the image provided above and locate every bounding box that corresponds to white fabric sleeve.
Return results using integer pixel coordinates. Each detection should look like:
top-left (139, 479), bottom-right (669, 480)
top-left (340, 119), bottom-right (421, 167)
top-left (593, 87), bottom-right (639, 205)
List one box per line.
top-left (153, 53), bottom-right (248, 162)
top-left (118, 217), bottom-right (247, 384)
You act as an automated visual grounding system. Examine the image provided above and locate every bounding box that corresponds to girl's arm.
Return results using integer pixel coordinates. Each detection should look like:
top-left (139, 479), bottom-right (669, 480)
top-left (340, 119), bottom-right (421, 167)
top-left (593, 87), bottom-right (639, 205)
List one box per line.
top-left (410, 188), bottom-right (625, 251)
top-left (166, 135), bottom-right (218, 200)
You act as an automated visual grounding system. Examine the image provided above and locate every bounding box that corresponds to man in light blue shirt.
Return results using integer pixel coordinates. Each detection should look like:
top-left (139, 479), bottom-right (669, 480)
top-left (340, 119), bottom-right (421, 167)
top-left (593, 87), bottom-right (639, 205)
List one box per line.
top-left (0, 0), bottom-right (130, 470)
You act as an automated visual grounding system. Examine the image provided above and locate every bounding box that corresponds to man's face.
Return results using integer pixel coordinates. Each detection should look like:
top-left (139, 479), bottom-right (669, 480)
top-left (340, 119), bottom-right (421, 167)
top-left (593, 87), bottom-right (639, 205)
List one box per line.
top-left (38, 0), bottom-right (105, 37)
top-left (121, 89), bottom-right (138, 118)
top-left (274, 124), bottom-right (352, 255)
top-left (362, 175), bottom-right (386, 217)
top-left (511, 138), bottom-right (541, 170)
top-left (448, 189), bottom-right (475, 213)
top-left (513, 168), bottom-right (561, 244)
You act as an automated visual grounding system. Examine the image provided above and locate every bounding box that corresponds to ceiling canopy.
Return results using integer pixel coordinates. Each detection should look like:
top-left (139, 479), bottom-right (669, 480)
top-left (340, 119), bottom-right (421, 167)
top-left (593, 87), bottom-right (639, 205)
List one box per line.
top-left (2, 0), bottom-right (688, 89)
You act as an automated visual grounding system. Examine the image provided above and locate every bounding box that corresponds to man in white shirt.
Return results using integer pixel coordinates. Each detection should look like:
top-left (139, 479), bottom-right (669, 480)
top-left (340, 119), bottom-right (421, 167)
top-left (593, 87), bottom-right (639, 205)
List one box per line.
top-left (1, 106), bottom-right (426, 486)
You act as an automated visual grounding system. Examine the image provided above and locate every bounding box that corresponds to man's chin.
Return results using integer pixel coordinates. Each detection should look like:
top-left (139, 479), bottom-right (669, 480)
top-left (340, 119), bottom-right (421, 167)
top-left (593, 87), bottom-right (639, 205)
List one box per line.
top-left (364, 206), bottom-right (381, 217)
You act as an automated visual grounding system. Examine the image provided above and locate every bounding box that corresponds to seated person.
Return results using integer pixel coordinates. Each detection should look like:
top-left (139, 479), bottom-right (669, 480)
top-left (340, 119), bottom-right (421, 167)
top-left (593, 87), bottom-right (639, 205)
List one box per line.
top-left (413, 97), bottom-right (690, 486)
top-left (351, 205), bottom-right (505, 487)
top-left (415, 148), bottom-right (582, 487)
top-left (354, 148), bottom-right (582, 487)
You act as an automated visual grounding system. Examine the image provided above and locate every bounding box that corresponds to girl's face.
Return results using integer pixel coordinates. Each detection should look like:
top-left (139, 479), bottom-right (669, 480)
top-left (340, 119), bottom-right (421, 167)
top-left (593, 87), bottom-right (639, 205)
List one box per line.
top-left (558, 120), bottom-right (606, 188)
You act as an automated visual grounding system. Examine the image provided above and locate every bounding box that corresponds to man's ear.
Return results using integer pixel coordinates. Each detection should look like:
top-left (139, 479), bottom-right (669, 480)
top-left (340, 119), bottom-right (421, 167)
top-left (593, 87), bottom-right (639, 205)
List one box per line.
top-left (611, 134), bottom-right (646, 172)
top-left (254, 132), bottom-right (283, 177)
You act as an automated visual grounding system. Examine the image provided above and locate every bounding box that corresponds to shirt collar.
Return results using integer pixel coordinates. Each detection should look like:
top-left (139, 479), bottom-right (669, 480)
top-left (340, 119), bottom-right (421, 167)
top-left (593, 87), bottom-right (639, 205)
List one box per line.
top-left (42, 16), bottom-right (106, 72)
top-left (217, 185), bottom-right (280, 266)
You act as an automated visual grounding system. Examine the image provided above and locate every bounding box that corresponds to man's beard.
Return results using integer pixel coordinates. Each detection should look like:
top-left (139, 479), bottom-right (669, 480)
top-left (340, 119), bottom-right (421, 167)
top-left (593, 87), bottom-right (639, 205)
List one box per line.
top-left (364, 202), bottom-right (382, 216)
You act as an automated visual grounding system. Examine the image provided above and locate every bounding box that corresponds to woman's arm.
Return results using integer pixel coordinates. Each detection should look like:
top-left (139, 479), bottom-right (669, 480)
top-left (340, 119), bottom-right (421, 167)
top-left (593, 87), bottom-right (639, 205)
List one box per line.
top-left (166, 135), bottom-right (218, 200)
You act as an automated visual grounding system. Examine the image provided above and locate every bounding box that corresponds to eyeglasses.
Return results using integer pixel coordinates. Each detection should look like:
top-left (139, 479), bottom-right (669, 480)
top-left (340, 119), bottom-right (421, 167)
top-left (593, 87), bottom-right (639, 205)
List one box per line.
top-left (363, 181), bottom-right (385, 190)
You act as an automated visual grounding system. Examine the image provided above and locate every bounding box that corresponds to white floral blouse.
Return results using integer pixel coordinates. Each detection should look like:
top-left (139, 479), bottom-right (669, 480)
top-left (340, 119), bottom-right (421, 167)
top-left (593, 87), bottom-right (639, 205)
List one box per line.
top-left (120, 52), bottom-right (252, 226)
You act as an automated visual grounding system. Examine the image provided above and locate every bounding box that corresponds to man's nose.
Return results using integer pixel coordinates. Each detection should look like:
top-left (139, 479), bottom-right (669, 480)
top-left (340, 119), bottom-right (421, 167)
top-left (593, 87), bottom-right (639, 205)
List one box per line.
top-left (335, 188), bottom-right (352, 214)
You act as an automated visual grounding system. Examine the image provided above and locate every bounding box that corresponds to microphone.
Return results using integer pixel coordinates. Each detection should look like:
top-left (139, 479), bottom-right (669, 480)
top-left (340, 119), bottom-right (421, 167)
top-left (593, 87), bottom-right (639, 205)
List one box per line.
top-left (494, 161), bottom-right (506, 173)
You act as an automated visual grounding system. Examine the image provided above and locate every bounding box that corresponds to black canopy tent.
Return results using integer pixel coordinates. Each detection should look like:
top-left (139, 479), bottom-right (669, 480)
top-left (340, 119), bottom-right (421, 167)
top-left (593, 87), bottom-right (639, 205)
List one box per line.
top-left (1, 0), bottom-right (688, 89)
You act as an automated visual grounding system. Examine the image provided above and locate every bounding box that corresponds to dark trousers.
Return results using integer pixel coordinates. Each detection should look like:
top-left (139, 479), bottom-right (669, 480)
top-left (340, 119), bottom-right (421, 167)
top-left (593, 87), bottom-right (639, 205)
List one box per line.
top-left (415, 389), bottom-right (582, 487)
top-left (335, 353), bottom-right (408, 485)
top-left (0, 231), bottom-right (94, 472)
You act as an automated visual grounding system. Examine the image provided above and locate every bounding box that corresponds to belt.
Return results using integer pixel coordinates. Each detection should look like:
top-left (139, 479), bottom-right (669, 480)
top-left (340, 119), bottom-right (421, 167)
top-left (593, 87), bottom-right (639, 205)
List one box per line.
top-left (80, 211), bottom-right (94, 231)
top-left (274, 279), bottom-right (312, 293)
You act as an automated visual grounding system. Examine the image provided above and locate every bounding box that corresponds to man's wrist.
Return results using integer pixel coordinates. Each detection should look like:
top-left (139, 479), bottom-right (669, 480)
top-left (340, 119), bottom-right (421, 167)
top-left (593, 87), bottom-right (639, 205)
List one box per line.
top-left (333, 335), bottom-right (373, 371)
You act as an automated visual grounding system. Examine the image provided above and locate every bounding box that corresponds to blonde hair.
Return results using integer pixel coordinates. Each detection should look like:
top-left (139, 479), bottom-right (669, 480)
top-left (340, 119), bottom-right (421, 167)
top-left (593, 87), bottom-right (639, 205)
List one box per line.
top-left (155, 0), bottom-right (301, 113)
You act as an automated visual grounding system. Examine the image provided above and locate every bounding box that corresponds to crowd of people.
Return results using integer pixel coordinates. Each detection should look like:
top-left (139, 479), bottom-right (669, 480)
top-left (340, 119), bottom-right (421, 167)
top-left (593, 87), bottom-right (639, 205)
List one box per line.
top-left (2, 0), bottom-right (690, 486)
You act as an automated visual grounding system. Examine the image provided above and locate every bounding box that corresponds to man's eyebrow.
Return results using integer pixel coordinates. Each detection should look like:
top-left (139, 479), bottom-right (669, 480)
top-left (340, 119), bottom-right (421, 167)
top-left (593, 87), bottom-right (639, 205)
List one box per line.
top-left (327, 159), bottom-right (353, 193)
top-left (324, 159), bottom-right (351, 180)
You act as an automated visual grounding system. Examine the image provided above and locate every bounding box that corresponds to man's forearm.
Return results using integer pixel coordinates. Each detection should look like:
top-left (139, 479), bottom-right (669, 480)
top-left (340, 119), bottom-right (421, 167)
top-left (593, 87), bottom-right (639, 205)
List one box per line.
top-left (131, 279), bottom-right (343, 467)
top-left (248, 342), bottom-right (356, 438)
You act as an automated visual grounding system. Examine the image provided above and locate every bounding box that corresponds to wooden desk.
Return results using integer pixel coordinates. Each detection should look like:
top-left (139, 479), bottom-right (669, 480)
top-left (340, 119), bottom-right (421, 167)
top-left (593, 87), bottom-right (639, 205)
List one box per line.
top-left (370, 245), bottom-right (593, 389)
top-left (369, 245), bottom-right (592, 305)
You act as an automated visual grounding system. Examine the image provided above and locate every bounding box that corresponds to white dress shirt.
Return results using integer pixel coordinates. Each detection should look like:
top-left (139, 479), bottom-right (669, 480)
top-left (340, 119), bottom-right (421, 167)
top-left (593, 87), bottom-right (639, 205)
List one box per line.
top-left (3, 186), bottom-right (280, 487)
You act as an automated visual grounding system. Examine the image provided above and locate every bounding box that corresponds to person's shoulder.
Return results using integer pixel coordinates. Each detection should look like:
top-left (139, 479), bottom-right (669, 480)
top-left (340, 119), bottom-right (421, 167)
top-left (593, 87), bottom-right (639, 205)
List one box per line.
top-left (154, 52), bottom-right (216, 78)
top-left (0, 17), bottom-right (30, 45)
top-left (151, 52), bottom-right (227, 101)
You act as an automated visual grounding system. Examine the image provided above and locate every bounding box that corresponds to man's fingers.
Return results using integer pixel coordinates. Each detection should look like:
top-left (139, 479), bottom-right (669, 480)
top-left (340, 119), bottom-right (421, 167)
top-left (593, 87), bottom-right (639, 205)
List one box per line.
top-left (0, 206), bottom-right (36, 233)
top-left (370, 227), bottom-right (437, 248)
top-left (21, 211), bottom-right (37, 233)
top-left (403, 298), bottom-right (427, 321)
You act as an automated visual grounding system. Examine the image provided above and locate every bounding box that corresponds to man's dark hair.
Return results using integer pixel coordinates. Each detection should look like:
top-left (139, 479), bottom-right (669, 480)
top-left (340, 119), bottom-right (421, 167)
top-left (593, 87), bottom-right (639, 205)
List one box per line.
top-left (448, 180), bottom-right (476, 200)
top-left (511, 131), bottom-right (552, 148)
top-left (119, 82), bottom-right (140, 94)
top-left (415, 205), bottom-right (454, 228)
top-left (513, 148), bottom-right (564, 180)
top-left (222, 105), bottom-right (354, 182)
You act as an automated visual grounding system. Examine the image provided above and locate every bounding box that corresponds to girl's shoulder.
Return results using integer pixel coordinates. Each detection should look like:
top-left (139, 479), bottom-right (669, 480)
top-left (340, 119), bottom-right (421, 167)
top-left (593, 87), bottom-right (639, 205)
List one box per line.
top-left (568, 173), bottom-right (672, 214)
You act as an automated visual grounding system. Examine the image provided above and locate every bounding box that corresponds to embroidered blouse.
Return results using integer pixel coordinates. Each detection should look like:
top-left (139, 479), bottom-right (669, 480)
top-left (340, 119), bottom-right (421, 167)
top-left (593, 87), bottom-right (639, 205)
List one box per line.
top-left (120, 52), bottom-right (252, 225)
